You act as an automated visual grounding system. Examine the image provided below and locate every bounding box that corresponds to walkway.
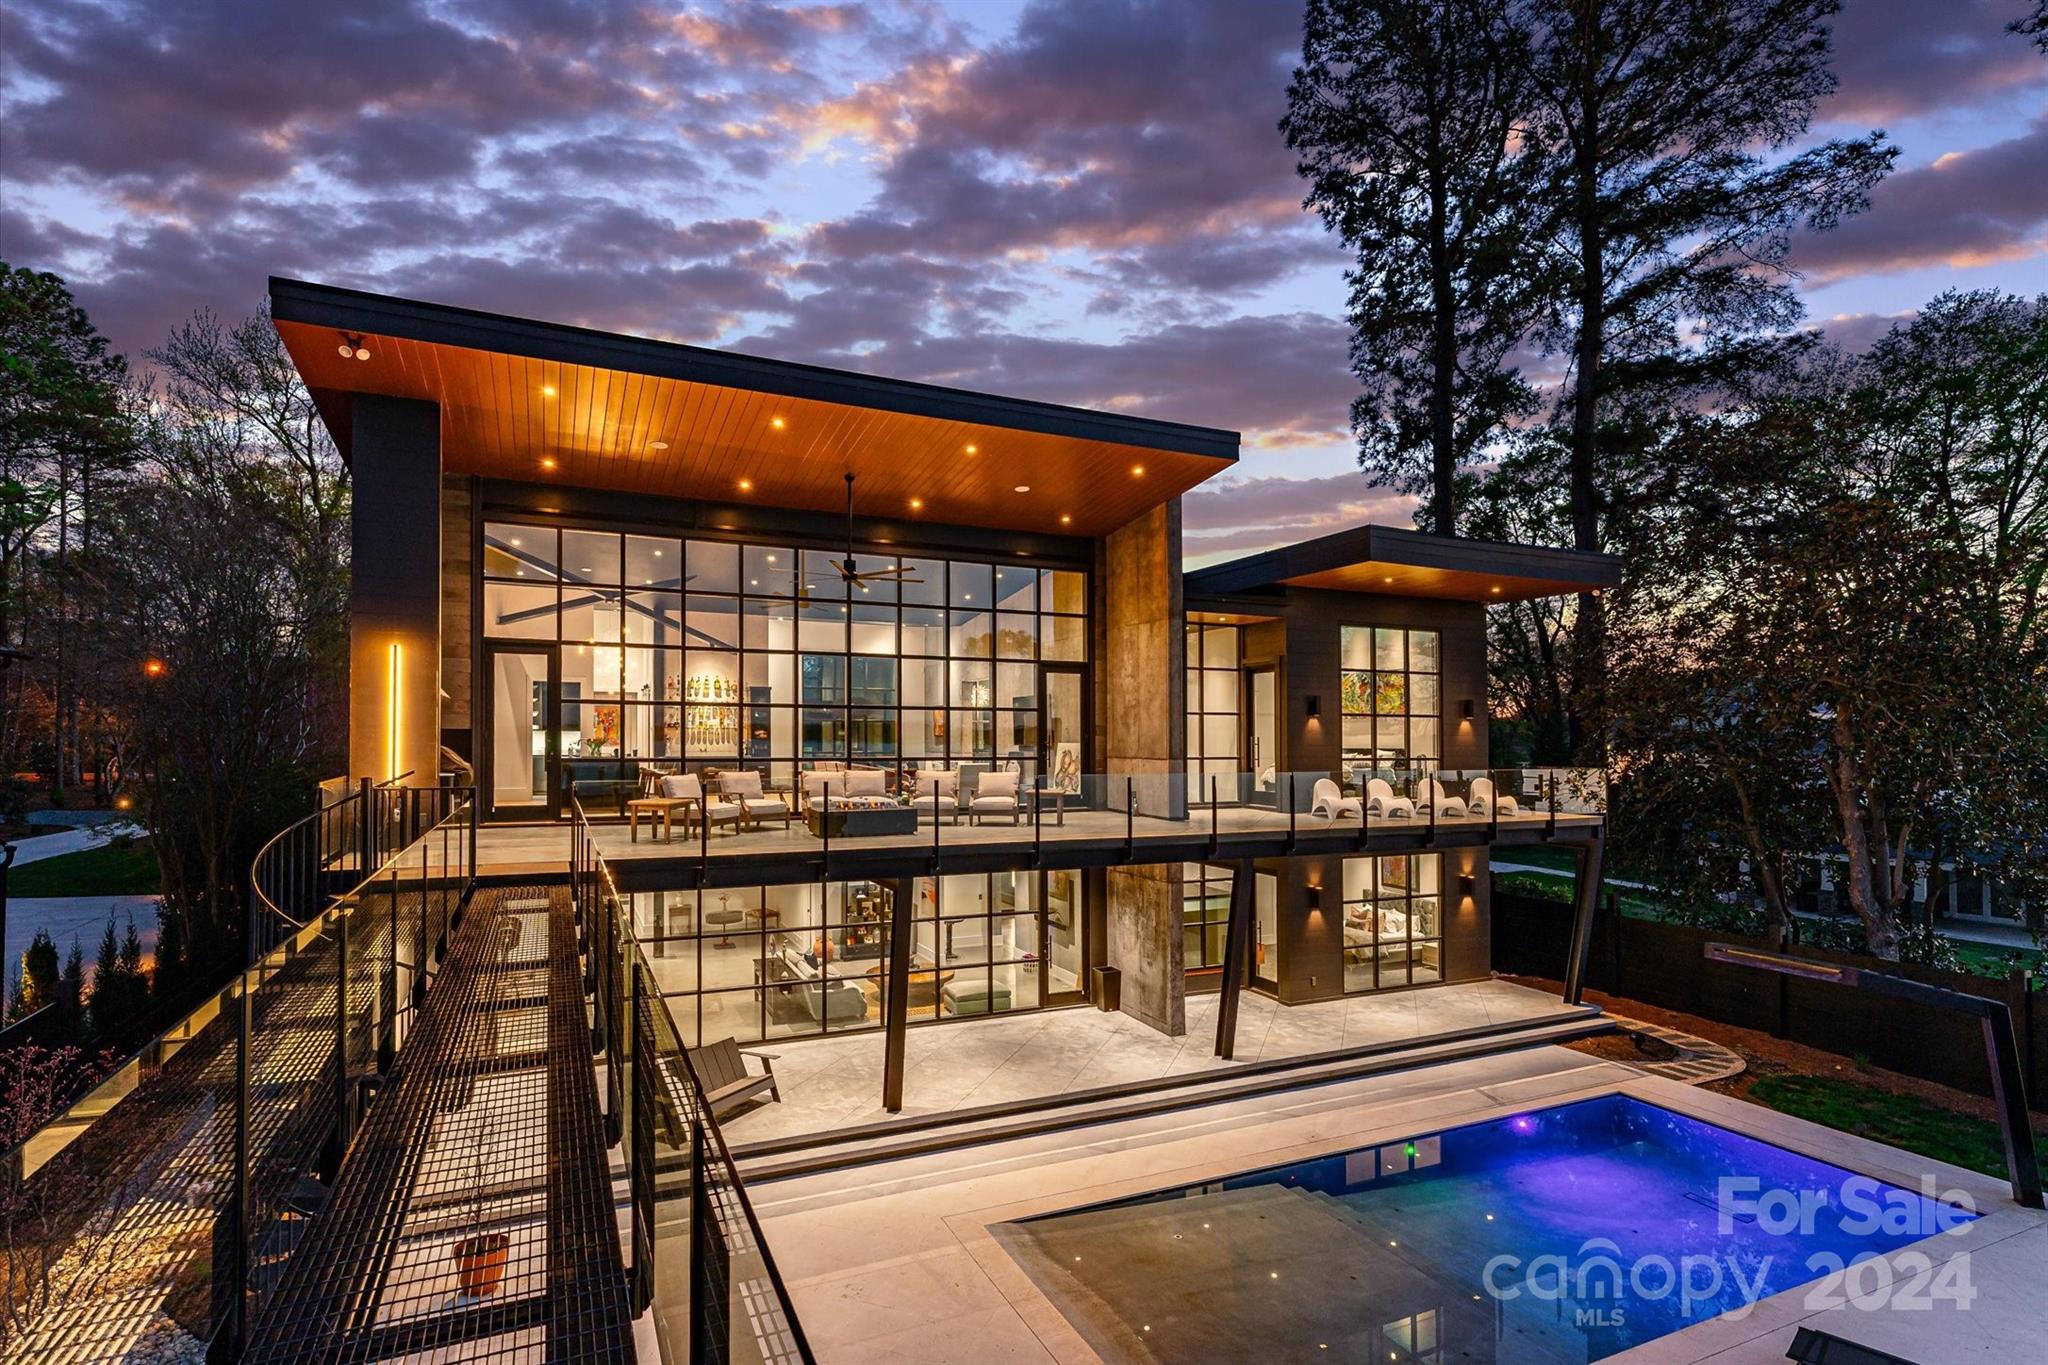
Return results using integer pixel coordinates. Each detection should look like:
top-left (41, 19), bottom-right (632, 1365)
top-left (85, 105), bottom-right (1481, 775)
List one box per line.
top-left (245, 885), bottom-right (630, 1364)
top-left (721, 978), bottom-right (1581, 1144)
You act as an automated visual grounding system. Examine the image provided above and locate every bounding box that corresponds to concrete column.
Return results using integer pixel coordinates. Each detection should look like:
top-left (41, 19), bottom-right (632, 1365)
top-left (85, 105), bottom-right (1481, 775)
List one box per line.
top-left (348, 396), bottom-right (443, 786)
top-left (1098, 500), bottom-right (1187, 1036)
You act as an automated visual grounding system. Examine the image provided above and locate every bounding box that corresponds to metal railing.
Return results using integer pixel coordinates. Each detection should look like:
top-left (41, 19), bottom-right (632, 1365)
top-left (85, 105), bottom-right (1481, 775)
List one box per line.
top-left (0, 781), bottom-right (477, 1362)
top-left (572, 795), bottom-right (815, 1365)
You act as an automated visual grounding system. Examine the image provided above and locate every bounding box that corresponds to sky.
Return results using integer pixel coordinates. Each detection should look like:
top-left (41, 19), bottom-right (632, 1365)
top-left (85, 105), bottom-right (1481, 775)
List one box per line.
top-left (2, 0), bottom-right (2044, 565)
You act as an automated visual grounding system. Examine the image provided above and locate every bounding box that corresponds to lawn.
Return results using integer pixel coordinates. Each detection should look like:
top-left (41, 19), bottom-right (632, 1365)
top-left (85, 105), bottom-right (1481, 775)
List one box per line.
top-left (8, 838), bottom-right (161, 896)
top-left (1747, 1073), bottom-right (2046, 1186)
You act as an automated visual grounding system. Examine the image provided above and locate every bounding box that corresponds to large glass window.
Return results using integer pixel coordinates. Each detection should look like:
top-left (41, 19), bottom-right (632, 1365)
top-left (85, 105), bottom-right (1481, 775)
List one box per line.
top-left (481, 522), bottom-right (1087, 792)
top-left (1341, 854), bottom-right (1442, 992)
top-left (1339, 626), bottom-right (1440, 780)
top-left (1185, 624), bottom-right (1242, 803)
top-left (632, 872), bottom-right (1083, 1042)
top-left (1183, 863), bottom-right (1234, 970)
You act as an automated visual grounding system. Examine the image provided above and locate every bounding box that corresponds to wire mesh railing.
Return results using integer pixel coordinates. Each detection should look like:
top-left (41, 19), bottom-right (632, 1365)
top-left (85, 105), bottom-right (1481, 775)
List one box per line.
top-left (0, 782), bottom-right (477, 1363)
top-left (572, 795), bottom-right (815, 1365)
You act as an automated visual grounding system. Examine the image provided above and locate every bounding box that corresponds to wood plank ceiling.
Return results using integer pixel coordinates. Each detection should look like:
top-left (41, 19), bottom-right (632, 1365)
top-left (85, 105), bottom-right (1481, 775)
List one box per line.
top-left (277, 320), bottom-right (1232, 538)
top-left (1279, 562), bottom-right (1603, 602)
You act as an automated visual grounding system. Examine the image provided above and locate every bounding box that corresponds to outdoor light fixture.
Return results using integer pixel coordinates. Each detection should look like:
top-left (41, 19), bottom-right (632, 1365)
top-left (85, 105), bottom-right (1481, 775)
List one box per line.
top-left (1460, 699), bottom-right (1475, 721)
top-left (1458, 873), bottom-right (1476, 899)
top-left (648, 440), bottom-right (669, 451)
top-left (1307, 885), bottom-right (1322, 912)
top-left (1305, 694), bottom-right (1321, 719)
top-left (336, 332), bottom-right (370, 361)
top-left (770, 416), bottom-right (786, 430)
top-left (386, 641), bottom-right (402, 782)
top-left (1014, 484), bottom-right (1031, 493)
top-left (142, 657), bottom-right (166, 678)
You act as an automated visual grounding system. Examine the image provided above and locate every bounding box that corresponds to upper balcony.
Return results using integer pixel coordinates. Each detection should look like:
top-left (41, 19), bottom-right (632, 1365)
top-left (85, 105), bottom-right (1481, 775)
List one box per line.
top-left (477, 765), bottom-right (1606, 891)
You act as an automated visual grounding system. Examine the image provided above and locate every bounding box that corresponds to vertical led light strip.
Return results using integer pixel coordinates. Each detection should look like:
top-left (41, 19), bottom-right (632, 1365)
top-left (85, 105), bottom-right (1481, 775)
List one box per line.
top-left (387, 640), bottom-right (402, 781)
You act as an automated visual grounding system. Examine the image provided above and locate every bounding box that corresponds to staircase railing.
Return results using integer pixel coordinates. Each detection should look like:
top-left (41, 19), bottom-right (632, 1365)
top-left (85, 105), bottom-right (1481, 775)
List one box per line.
top-left (0, 781), bottom-right (476, 1363)
top-left (571, 793), bottom-right (815, 1365)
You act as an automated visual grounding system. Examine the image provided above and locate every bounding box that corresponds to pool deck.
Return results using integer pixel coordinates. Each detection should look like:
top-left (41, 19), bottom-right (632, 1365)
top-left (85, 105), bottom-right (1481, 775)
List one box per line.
top-left (747, 1047), bottom-right (2045, 1364)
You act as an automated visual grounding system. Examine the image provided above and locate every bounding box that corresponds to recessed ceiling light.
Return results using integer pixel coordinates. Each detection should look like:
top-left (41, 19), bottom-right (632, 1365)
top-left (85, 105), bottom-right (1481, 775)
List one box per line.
top-left (766, 554), bottom-right (777, 563)
top-left (1059, 513), bottom-right (1073, 525)
top-left (1131, 464), bottom-right (1145, 476)
top-left (509, 537), bottom-right (522, 547)
top-left (541, 457), bottom-right (558, 470)
top-left (770, 416), bottom-right (786, 430)
top-left (652, 549), bottom-right (663, 557)
top-left (737, 478), bottom-right (754, 492)
top-left (965, 443), bottom-right (978, 454)
top-left (1490, 584), bottom-right (1502, 594)
top-left (1384, 575), bottom-right (1394, 584)
top-left (542, 385), bottom-right (557, 398)
top-left (648, 440), bottom-right (669, 450)
top-left (750, 578), bottom-right (759, 586)
top-left (1013, 484), bottom-right (1031, 493)
top-left (909, 497), bottom-right (925, 511)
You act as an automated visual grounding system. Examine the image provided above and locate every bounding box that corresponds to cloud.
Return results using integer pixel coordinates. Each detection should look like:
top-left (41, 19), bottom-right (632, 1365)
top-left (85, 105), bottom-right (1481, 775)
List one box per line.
top-left (1804, 308), bottom-right (1918, 354)
top-left (1791, 121), bottom-right (2048, 282)
top-left (1183, 472), bottom-right (1415, 564)
top-left (1824, 0), bottom-right (2047, 123)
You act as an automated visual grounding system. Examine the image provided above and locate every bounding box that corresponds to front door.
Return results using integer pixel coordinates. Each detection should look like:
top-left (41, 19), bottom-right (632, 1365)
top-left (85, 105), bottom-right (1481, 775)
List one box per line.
top-left (484, 643), bottom-right (558, 820)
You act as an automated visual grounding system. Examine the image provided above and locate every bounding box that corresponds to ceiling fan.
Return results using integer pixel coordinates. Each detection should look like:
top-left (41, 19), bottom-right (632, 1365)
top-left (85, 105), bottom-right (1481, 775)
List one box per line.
top-left (801, 472), bottom-right (922, 598)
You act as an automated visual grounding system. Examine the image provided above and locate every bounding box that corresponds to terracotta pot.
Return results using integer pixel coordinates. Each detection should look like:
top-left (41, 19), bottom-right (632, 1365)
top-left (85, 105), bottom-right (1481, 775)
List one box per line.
top-left (453, 1231), bottom-right (511, 1298)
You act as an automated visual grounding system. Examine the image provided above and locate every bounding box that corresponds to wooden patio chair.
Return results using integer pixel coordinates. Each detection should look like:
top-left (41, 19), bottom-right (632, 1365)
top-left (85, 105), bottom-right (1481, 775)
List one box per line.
top-left (689, 1036), bottom-right (780, 1119)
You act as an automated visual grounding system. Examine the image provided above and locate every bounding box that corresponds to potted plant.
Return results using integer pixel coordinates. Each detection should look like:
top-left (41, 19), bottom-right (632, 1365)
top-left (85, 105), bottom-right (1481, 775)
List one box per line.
top-left (452, 1112), bottom-right (510, 1299)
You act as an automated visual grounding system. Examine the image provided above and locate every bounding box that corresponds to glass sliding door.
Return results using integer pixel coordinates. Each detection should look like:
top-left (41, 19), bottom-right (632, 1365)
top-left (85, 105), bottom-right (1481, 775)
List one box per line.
top-left (1246, 665), bottom-right (1277, 804)
top-left (485, 643), bottom-right (557, 819)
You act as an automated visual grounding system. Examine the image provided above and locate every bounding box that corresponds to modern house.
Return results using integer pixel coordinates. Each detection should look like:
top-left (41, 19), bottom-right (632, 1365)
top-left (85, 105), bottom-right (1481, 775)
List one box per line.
top-left (14, 281), bottom-right (2038, 1365)
top-left (268, 277), bottom-right (1619, 1066)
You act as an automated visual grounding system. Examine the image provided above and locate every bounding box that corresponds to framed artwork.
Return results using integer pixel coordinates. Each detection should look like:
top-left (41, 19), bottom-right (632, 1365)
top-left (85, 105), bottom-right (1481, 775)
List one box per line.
top-left (1053, 741), bottom-right (1082, 793)
top-left (1381, 854), bottom-right (1411, 893)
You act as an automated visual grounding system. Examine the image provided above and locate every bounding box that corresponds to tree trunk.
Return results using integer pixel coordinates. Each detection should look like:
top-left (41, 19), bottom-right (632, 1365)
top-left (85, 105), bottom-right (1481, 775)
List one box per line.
top-left (1826, 710), bottom-right (1897, 959)
top-left (1565, 19), bottom-right (1606, 763)
top-left (1428, 158), bottom-right (1458, 535)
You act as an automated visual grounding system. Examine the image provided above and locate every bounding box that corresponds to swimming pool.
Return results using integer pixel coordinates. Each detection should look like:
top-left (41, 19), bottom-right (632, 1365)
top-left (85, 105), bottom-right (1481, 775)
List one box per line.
top-left (996, 1094), bottom-right (1975, 1362)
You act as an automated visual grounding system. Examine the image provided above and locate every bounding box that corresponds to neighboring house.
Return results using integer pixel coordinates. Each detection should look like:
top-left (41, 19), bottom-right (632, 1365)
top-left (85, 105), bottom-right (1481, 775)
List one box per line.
top-left (270, 278), bottom-right (1619, 1047)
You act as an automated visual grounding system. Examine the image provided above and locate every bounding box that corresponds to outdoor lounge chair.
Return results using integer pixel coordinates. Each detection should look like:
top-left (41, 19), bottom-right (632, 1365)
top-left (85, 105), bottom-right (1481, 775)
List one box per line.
top-left (1310, 777), bottom-right (1362, 821)
top-left (688, 1036), bottom-right (780, 1120)
top-left (716, 769), bottom-right (791, 832)
top-left (1365, 778), bottom-right (1417, 819)
top-left (1467, 776), bottom-right (1518, 817)
top-left (1421, 778), bottom-right (1469, 818)
top-left (968, 769), bottom-right (1021, 824)
top-left (663, 773), bottom-right (742, 835)
top-left (908, 768), bottom-right (960, 824)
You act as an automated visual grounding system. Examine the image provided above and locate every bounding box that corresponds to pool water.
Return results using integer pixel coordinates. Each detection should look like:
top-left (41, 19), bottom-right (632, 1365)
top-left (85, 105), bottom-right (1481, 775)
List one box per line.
top-left (998, 1095), bottom-right (1974, 1363)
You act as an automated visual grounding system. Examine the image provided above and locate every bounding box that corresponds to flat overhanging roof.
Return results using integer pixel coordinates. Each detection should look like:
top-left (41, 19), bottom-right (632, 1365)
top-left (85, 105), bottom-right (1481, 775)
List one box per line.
top-left (270, 277), bottom-right (1238, 538)
top-left (1184, 524), bottom-right (1621, 603)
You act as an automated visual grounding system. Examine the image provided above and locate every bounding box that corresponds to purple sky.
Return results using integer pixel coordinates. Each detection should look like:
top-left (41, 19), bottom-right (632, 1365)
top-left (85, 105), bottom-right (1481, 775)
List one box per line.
top-left (3, 0), bottom-right (2043, 563)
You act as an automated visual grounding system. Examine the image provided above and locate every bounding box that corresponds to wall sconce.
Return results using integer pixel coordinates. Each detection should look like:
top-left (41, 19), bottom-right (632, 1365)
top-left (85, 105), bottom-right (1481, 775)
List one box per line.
top-left (1305, 694), bottom-right (1321, 719)
top-left (1307, 885), bottom-right (1322, 912)
top-left (1460, 699), bottom-right (1475, 721)
top-left (1457, 873), bottom-right (1476, 900)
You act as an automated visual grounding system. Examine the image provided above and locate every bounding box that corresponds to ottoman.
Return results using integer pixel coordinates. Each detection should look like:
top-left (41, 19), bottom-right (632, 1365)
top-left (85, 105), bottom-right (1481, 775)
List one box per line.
top-left (940, 980), bottom-right (1013, 1016)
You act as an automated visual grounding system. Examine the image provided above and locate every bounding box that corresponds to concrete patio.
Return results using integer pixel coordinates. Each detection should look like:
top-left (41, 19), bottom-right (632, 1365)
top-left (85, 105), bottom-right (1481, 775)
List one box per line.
top-left (719, 977), bottom-right (1579, 1143)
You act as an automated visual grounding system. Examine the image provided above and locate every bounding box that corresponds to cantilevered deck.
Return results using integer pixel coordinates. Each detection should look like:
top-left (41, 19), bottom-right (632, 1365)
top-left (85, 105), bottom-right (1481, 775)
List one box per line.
top-left (476, 800), bottom-right (1602, 891)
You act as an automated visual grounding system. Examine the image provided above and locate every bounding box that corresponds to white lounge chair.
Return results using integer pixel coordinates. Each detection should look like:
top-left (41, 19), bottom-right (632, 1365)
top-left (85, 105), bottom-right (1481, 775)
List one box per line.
top-left (716, 769), bottom-right (791, 832)
top-left (1422, 778), bottom-right (1469, 818)
top-left (663, 773), bottom-right (742, 835)
top-left (968, 769), bottom-right (1021, 825)
top-left (1365, 778), bottom-right (1416, 819)
top-left (1467, 776), bottom-right (1518, 817)
top-left (908, 768), bottom-right (960, 824)
top-left (1310, 777), bottom-right (1361, 821)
